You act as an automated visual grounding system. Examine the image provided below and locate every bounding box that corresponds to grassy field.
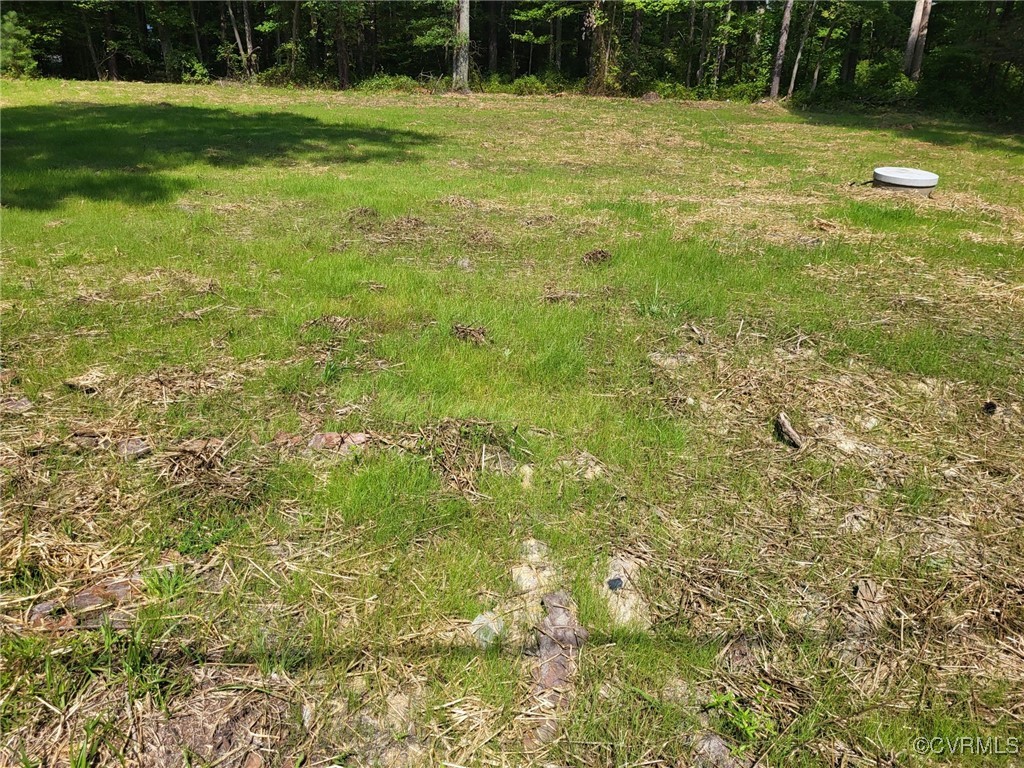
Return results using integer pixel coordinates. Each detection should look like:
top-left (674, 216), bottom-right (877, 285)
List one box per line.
top-left (1, 79), bottom-right (1022, 767)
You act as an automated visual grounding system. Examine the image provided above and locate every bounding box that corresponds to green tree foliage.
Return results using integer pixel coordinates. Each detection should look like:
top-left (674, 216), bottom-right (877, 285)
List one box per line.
top-left (1, 0), bottom-right (1019, 118)
top-left (1, 11), bottom-right (38, 77)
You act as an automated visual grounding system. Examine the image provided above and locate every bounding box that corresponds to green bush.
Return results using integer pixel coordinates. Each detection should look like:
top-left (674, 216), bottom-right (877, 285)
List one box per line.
top-left (537, 68), bottom-right (580, 94)
top-left (652, 81), bottom-right (697, 100)
top-left (354, 74), bottom-right (420, 93)
top-left (253, 61), bottom-right (332, 89)
top-left (716, 80), bottom-right (766, 102)
top-left (255, 64), bottom-right (296, 87)
top-left (169, 52), bottom-right (210, 85)
top-left (0, 12), bottom-right (37, 78)
top-left (510, 75), bottom-right (547, 96)
top-left (480, 73), bottom-right (512, 93)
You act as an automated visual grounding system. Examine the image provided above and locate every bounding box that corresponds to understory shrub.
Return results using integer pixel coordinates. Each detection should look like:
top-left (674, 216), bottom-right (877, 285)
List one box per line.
top-left (652, 81), bottom-right (697, 100)
top-left (510, 74), bottom-right (547, 95)
top-left (169, 52), bottom-right (210, 84)
top-left (354, 73), bottom-right (420, 93)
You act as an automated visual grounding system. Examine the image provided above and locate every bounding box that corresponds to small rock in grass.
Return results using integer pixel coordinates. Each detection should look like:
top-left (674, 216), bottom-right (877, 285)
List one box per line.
top-left (0, 396), bottom-right (33, 415)
top-left (116, 437), bottom-right (153, 460)
top-left (857, 415), bottom-right (879, 431)
top-left (69, 430), bottom-right (104, 451)
top-left (693, 731), bottom-right (753, 768)
top-left (177, 437), bottom-right (225, 454)
top-left (525, 590), bottom-right (588, 749)
top-left (456, 257), bottom-right (474, 271)
top-left (558, 451), bottom-right (606, 480)
top-left (469, 611), bottom-right (505, 649)
top-left (308, 431), bottom-right (369, 455)
top-left (519, 464), bottom-right (534, 488)
top-left (512, 539), bottom-right (556, 593)
top-left (269, 431), bottom-right (305, 450)
top-left (308, 432), bottom-right (343, 450)
top-left (600, 554), bottom-right (652, 629)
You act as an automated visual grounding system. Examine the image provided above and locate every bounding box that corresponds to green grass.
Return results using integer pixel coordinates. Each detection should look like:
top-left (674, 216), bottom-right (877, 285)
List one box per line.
top-left (1, 79), bottom-right (1022, 767)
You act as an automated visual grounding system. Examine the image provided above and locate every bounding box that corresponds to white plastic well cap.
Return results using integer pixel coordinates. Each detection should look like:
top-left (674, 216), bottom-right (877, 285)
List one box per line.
top-left (873, 167), bottom-right (939, 188)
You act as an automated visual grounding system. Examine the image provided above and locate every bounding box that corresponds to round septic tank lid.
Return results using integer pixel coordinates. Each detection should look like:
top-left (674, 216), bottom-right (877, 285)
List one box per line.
top-left (873, 167), bottom-right (939, 188)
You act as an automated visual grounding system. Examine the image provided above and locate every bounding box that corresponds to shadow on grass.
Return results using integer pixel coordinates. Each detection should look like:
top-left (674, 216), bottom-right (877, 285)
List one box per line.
top-left (787, 106), bottom-right (1024, 156)
top-left (0, 101), bottom-right (440, 210)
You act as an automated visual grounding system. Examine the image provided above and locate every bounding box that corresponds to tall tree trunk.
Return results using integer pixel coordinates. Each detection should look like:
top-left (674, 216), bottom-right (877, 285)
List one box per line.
top-left (226, 1), bottom-right (249, 76)
top-left (555, 14), bottom-right (562, 72)
top-left (104, 9), bottom-right (119, 80)
top-left (787, 0), bottom-right (816, 96)
top-left (904, 0), bottom-right (926, 76)
top-left (242, 0), bottom-right (256, 72)
top-left (586, 0), bottom-right (610, 93)
top-left (510, 19), bottom-right (517, 74)
top-left (685, 0), bottom-right (696, 87)
top-left (135, 2), bottom-right (148, 61)
top-left (188, 1), bottom-right (204, 62)
top-left (909, 0), bottom-right (932, 81)
top-left (370, 0), bottom-right (378, 74)
top-left (290, 0), bottom-right (300, 77)
top-left (769, 0), bottom-right (794, 97)
top-left (695, 6), bottom-right (709, 86)
top-left (309, 10), bottom-right (320, 70)
top-left (452, 0), bottom-right (470, 91)
top-left (631, 5), bottom-right (643, 56)
top-left (810, 15), bottom-right (837, 93)
top-left (488, 0), bottom-right (498, 72)
top-left (840, 19), bottom-right (862, 84)
top-left (81, 10), bottom-right (103, 80)
top-left (714, 5), bottom-right (733, 87)
top-left (335, 10), bottom-right (349, 88)
top-left (157, 21), bottom-right (173, 80)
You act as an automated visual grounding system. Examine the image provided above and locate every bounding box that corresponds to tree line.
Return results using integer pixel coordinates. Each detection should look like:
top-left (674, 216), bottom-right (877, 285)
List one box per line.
top-left (2, 1), bottom-right (1021, 117)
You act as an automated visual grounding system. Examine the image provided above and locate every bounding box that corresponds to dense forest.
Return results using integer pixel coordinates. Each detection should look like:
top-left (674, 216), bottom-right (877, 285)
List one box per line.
top-left (2, 1), bottom-right (1022, 118)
